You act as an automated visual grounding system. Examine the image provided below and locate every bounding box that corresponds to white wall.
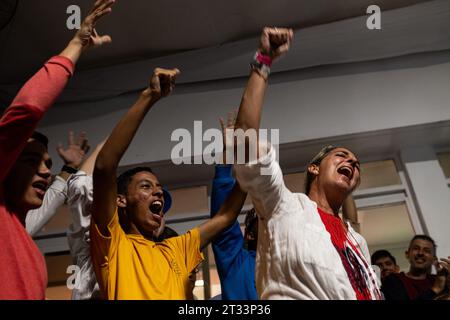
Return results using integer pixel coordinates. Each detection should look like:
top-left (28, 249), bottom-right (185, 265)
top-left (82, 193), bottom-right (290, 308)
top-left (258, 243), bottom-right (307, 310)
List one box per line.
top-left (40, 50), bottom-right (450, 170)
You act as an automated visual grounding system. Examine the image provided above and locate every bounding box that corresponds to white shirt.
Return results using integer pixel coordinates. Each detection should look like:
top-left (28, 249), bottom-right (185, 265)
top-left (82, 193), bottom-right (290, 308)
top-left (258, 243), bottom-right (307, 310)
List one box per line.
top-left (26, 175), bottom-right (67, 236)
top-left (234, 144), bottom-right (381, 300)
top-left (67, 171), bottom-right (100, 300)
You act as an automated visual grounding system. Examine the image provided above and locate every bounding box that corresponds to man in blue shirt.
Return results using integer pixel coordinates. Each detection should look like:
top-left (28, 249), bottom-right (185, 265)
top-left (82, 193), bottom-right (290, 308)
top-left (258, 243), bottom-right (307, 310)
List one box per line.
top-left (210, 164), bottom-right (258, 300)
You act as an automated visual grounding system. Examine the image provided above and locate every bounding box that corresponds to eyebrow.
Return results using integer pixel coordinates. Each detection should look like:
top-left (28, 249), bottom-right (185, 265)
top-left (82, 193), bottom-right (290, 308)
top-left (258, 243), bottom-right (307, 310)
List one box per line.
top-left (335, 150), bottom-right (360, 165)
top-left (139, 179), bottom-right (162, 187)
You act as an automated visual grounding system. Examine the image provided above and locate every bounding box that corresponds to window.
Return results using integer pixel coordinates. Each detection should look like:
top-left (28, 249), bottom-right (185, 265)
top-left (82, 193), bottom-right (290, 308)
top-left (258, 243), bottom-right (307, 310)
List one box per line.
top-left (437, 151), bottom-right (450, 179)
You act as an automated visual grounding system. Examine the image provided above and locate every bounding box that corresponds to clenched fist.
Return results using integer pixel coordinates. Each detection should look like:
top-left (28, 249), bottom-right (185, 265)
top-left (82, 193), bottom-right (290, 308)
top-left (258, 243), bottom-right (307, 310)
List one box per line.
top-left (143, 68), bottom-right (181, 101)
top-left (259, 27), bottom-right (294, 61)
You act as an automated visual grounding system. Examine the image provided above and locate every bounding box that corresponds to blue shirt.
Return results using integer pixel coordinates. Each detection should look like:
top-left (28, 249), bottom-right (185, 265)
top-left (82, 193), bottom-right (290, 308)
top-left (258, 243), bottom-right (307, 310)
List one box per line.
top-left (210, 165), bottom-right (257, 300)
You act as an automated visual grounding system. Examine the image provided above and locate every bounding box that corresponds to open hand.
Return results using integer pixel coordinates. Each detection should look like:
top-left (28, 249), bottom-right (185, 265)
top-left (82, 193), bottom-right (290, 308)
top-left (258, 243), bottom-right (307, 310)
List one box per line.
top-left (73, 0), bottom-right (116, 50)
top-left (56, 131), bottom-right (90, 169)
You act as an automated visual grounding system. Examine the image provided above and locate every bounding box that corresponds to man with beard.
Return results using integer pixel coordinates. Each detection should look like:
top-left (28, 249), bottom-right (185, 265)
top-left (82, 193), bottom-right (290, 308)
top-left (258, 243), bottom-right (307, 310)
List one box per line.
top-left (382, 235), bottom-right (449, 300)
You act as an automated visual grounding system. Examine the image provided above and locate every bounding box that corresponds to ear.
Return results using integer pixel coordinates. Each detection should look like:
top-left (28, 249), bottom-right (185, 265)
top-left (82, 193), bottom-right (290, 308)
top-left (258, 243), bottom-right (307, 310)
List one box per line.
top-left (117, 194), bottom-right (127, 208)
top-left (405, 250), bottom-right (410, 260)
top-left (394, 265), bottom-right (400, 272)
top-left (308, 164), bottom-right (319, 176)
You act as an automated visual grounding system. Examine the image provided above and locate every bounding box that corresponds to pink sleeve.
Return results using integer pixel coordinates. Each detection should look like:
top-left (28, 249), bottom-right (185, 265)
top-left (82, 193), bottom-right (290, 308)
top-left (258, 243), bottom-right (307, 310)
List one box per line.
top-left (0, 56), bottom-right (74, 183)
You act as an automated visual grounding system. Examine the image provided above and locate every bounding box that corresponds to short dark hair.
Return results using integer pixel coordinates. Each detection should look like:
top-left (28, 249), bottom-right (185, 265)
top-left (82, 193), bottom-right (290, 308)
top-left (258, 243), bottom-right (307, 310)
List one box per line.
top-left (31, 131), bottom-right (48, 148)
top-left (371, 249), bottom-right (397, 265)
top-left (117, 166), bottom-right (154, 195)
top-left (304, 145), bottom-right (338, 195)
top-left (409, 234), bottom-right (437, 255)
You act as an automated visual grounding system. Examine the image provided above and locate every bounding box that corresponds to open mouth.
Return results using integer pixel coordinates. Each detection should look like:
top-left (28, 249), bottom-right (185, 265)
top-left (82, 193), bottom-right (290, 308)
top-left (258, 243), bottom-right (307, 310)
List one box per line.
top-left (149, 200), bottom-right (163, 214)
top-left (32, 180), bottom-right (48, 197)
top-left (337, 166), bottom-right (353, 180)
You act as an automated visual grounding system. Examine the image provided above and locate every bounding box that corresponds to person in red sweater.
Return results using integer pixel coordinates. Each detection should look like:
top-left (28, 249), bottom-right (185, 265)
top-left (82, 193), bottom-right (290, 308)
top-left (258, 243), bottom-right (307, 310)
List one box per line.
top-left (0, 0), bottom-right (116, 299)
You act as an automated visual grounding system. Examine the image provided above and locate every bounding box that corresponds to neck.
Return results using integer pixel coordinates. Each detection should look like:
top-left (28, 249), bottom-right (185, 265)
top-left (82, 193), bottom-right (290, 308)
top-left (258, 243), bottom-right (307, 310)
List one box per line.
top-left (406, 268), bottom-right (428, 280)
top-left (308, 186), bottom-right (344, 215)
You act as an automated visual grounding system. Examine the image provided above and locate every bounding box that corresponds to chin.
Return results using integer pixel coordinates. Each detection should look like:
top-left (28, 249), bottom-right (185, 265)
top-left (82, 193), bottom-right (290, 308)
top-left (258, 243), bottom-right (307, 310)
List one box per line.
top-left (24, 197), bottom-right (43, 210)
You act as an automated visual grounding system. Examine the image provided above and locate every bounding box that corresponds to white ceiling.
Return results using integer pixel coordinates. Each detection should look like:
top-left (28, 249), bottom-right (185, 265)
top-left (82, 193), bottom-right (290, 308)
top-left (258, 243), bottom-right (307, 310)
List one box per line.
top-left (0, 0), bottom-right (435, 107)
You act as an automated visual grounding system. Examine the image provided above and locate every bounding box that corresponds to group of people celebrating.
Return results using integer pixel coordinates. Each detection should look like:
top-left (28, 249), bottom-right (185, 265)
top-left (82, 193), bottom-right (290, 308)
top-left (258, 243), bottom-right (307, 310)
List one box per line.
top-left (1, 0), bottom-right (448, 300)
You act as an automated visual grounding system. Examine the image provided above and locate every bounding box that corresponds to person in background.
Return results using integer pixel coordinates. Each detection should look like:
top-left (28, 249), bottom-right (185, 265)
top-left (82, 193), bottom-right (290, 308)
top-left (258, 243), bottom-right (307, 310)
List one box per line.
top-left (382, 235), bottom-right (449, 300)
top-left (371, 250), bottom-right (400, 281)
top-left (209, 112), bottom-right (258, 300)
top-left (26, 131), bottom-right (89, 236)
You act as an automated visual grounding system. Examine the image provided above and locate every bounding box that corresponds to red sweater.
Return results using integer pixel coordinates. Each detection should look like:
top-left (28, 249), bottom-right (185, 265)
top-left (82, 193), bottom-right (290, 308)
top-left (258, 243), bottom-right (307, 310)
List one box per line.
top-left (0, 56), bottom-right (74, 299)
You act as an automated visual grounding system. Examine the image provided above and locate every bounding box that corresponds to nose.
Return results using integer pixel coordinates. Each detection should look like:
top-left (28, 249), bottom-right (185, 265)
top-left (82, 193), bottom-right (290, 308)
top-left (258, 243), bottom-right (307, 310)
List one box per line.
top-left (38, 161), bottom-right (51, 179)
top-left (153, 187), bottom-right (163, 198)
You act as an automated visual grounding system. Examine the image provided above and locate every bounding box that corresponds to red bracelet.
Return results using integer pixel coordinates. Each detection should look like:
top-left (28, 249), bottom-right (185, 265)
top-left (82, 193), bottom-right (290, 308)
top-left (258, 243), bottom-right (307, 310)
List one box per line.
top-left (255, 51), bottom-right (273, 67)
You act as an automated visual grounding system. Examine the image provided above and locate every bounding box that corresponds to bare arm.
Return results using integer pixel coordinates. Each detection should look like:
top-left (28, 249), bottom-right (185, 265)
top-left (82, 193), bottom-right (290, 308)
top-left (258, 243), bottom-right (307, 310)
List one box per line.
top-left (79, 139), bottom-right (106, 175)
top-left (235, 27), bottom-right (293, 133)
top-left (92, 68), bottom-right (180, 235)
top-left (198, 183), bottom-right (247, 249)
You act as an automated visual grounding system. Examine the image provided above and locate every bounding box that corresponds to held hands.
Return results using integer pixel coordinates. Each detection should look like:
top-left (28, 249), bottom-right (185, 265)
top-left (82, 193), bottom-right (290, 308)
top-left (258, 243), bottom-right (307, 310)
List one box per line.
top-left (57, 131), bottom-right (90, 169)
top-left (72, 0), bottom-right (116, 50)
top-left (143, 68), bottom-right (181, 101)
top-left (259, 27), bottom-right (294, 61)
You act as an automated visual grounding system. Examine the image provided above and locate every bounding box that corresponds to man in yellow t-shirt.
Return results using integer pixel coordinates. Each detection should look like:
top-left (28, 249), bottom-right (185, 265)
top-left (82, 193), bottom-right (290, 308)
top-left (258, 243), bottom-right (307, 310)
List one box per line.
top-left (91, 68), bottom-right (246, 300)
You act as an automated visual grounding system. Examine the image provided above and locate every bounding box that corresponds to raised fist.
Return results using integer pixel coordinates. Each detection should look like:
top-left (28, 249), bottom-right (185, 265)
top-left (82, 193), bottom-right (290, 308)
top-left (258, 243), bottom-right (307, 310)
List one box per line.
top-left (145, 68), bottom-right (181, 101)
top-left (259, 27), bottom-right (294, 61)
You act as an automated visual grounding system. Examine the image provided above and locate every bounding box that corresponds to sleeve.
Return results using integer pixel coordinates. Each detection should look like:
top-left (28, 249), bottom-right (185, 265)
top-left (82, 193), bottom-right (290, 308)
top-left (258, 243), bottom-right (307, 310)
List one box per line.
top-left (210, 165), bottom-right (246, 276)
top-left (234, 142), bottom-right (294, 220)
top-left (90, 209), bottom-right (124, 269)
top-left (165, 228), bottom-right (204, 273)
top-left (26, 175), bottom-right (68, 236)
top-left (0, 56), bottom-right (74, 183)
top-left (67, 171), bottom-right (93, 229)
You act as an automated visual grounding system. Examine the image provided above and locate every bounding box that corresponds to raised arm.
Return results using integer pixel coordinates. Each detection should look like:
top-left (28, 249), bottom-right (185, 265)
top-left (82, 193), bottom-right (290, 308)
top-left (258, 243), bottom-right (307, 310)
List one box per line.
top-left (92, 68), bottom-right (180, 235)
top-left (0, 0), bottom-right (114, 183)
top-left (199, 183), bottom-right (247, 249)
top-left (232, 28), bottom-right (294, 219)
top-left (59, 0), bottom-right (115, 65)
top-left (234, 27), bottom-right (293, 133)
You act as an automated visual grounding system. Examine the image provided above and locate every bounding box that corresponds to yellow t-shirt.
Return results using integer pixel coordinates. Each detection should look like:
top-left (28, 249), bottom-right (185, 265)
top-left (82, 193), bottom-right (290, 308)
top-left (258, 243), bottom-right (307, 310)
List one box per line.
top-left (90, 209), bottom-right (204, 300)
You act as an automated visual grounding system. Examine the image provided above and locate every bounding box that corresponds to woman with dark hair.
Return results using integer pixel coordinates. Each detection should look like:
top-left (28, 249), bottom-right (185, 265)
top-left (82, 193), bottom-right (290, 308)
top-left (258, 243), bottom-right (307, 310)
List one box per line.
top-left (232, 27), bottom-right (382, 300)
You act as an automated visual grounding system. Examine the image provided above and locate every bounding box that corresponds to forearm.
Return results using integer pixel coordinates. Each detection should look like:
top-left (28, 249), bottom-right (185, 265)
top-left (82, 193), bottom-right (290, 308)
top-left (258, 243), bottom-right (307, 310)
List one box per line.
top-left (95, 94), bottom-right (155, 173)
top-left (200, 184), bottom-right (247, 249)
top-left (59, 39), bottom-right (84, 66)
top-left (235, 71), bottom-right (268, 132)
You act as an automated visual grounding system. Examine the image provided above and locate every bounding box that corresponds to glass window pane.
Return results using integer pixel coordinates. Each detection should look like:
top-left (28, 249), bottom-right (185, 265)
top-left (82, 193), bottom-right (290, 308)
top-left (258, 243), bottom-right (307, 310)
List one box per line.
top-left (358, 203), bottom-right (415, 271)
top-left (437, 151), bottom-right (450, 178)
top-left (358, 160), bottom-right (402, 190)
